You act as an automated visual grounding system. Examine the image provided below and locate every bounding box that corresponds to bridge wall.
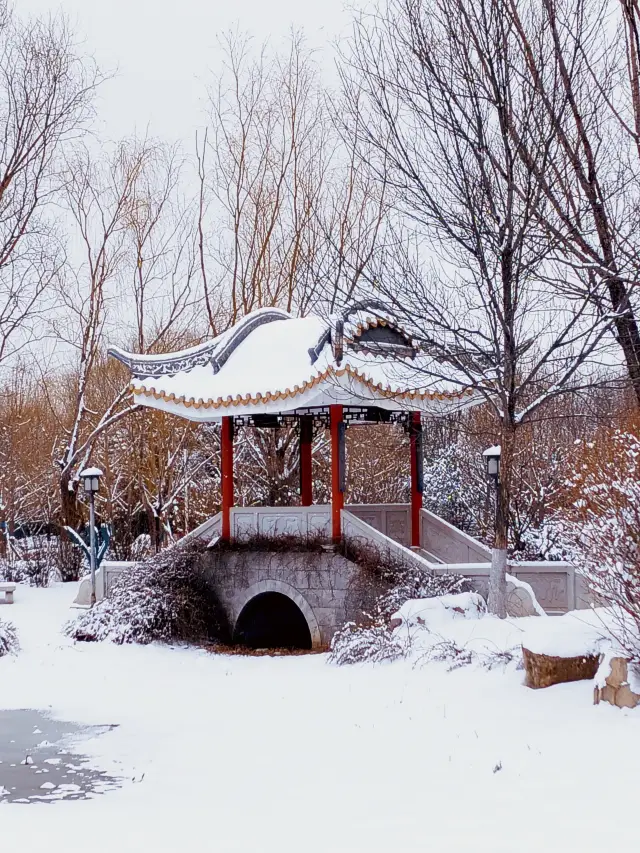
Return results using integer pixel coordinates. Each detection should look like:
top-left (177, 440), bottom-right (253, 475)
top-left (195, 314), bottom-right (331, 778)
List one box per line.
top-left (225, 504), bottom-right (412, 544)
top-left (195, 548), bottom-right (377, 649)
top-left (97, 505), bottom-right (591, 643)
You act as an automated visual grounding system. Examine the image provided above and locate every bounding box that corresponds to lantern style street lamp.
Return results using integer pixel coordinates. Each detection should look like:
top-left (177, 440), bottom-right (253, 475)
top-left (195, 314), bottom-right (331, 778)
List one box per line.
top-left (80, 466), bottom-right (103, 606)
top-left (483, 446), bottom-right (504, 575)
top-left (483, 445), bottom-right (501, 480)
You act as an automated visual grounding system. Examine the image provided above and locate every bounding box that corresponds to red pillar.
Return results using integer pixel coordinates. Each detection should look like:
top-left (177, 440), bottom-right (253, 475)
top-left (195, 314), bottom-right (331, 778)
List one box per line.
top-left (410, 411), bottom-right (423, 548)
top-left (221, 415), bottom-right (234, 542)
top-left (330, 404), bottom-right (345, 544)
top-left (300, 415), bottom-right (313, 507)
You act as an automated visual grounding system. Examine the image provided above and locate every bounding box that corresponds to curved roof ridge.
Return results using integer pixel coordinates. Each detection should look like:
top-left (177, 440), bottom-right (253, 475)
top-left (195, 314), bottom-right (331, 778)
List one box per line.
top-left (108, 307), bottom-right (292, 379)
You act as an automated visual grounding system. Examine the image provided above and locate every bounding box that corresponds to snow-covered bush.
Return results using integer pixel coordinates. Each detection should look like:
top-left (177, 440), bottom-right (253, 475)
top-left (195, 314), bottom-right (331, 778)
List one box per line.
top-left (330, 545), bottom-right (469, 664)
top-left (0, 618), bottom-right (18, 656)
top-left (508, 520), bottom-right (573, 563)
top-left (563, 430), bottom-right (640, 662)
top-left (377, 566), bottom-right (469, 621)
top-left (415, 637), bottom-right (522, 672)
top-left (0, 536), bottom-right (61, 587)
top-left (65, 541), bottom-right (226, 645)
top-left (329, 622), bottom-right (407, 665)
top-left (130, 534), bottom-right (152, 561)
top-left (385, 593), bottom-right (525, 672)
top-left (422, 444), bottom-right (484, 535)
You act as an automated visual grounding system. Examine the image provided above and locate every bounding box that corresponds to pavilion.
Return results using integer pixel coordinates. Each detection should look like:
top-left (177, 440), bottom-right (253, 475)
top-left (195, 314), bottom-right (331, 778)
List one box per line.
top-left (109, 302), bottom-right (481, 547)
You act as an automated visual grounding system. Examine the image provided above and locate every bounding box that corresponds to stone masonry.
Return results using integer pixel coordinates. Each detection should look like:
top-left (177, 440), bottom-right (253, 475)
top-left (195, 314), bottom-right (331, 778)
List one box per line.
top-left (594, 657), bottom-right (640, 709)
top-left (196, 548), bottom-right (377, 649)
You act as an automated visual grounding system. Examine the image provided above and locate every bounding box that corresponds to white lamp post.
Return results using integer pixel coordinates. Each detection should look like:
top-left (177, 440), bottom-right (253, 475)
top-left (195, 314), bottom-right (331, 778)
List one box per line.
top-left (482, 444), bottom-right (507, 616)
top-left (80, 466), bottom-right (103, 606)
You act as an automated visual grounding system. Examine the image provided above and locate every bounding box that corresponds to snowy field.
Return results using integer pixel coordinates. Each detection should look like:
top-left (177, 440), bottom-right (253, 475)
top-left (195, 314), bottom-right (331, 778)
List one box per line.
top-left (0, 585), bottom-right (639, 852)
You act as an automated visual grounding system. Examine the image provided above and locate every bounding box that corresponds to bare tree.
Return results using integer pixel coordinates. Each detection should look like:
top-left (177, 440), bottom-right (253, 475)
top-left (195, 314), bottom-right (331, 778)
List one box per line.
top-left (125, 143), bottom-right (198, 353)
top-left (198, 30), bottom-right (391, 326)
top-left (341, 0), bottom-right (616, 614)
top-left (504, 0), bottom-right (640, 405)
top-left (50, 139), bottom-right (196, 531)
top-left (0, 363), bottom-right (56, 557)
top-left (0, 4), bottom-right (101, 368)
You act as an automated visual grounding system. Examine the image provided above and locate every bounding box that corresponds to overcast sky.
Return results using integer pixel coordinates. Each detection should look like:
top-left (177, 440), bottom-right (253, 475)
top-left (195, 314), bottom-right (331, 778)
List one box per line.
top-left (19, 0), bottom-right (355, 145)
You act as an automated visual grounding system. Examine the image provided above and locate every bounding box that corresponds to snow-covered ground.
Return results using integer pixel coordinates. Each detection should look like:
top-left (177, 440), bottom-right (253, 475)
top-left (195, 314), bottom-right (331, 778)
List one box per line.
top-left (0, 584), bottom-right (639, 852)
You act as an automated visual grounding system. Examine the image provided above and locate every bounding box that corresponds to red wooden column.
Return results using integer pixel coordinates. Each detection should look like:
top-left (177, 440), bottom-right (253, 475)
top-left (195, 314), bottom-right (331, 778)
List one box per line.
top-left (300, 415), bottom-right (313, 507)
top-left (220, 415), bottom-right (234, 542)
top-left (330, 404), bottom-right (345, 544)
top-left (410, 411), bottom-right (423, 548)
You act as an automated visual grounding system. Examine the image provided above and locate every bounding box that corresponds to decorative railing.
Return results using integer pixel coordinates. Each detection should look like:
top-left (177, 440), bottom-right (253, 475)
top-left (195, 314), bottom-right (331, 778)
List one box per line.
top-left (230, 506), bottom-right (331, 540)
top-left (420, 508), bottom-right (492, 564)
top-left (344, 507), bottom-right (586, 614)
top-left (96, 504), bottom-right (589, 615)
top-left (342, 509), bottom-right (433, 570)
top-left (182, 511), bottom-right (222, 544)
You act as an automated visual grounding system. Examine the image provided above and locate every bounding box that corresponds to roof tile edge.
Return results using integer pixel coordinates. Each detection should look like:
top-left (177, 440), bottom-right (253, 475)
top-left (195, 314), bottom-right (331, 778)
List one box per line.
top-left (130, 365), bottom-right (474, 411)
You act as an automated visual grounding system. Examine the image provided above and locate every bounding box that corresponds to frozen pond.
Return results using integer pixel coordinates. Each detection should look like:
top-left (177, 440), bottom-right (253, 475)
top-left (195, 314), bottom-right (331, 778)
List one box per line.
top-left (0, 710), bottom-right (120, 804)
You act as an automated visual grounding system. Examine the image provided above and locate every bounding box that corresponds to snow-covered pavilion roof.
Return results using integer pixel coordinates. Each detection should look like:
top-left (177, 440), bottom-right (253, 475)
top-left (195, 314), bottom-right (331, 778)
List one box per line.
top-left (108, 303), bottom-right (481, 422)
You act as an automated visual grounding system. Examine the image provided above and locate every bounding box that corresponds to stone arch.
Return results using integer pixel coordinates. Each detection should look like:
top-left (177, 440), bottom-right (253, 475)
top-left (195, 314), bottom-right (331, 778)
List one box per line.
top-left (232, 579), bottom-right (322, 649)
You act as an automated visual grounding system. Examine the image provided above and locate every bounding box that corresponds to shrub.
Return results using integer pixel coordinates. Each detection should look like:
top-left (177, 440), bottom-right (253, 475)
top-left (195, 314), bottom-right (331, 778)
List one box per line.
top-left (329, 622), bottom-right (407, 665)
top-left (0, 536), bottom-right (61, 587)
top-left (342, 541), bottom-right (470, 624)
top-left (377, 566), bottom-right (469, 621)
top-left (563, 429), bottom-right (640, 663)
top-left (65, 541), bottom-right (228, 645)
top-left (330, 543), bottom-right (469, 664)
top-left (0, 618), bottom-right (18, 656)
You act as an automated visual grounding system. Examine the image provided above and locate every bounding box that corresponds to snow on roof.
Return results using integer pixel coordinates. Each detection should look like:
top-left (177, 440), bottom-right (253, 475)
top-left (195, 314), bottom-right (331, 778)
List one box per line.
top-left (109, 308), bottom-right (481, 421)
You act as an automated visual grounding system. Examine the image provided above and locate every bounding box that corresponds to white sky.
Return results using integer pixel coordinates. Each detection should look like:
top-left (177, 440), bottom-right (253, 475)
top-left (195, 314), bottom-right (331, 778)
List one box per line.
top-left (19, 0), bottom-right (355, 145)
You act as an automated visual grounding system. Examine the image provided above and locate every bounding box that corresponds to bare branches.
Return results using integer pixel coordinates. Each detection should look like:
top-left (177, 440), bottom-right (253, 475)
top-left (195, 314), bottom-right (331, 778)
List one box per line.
top-left (0, 3), bottom-right (102, 369)
top-left (197, 30), bottom-right (390, 324)
top-left (340, 0), bottom-right (624, 614)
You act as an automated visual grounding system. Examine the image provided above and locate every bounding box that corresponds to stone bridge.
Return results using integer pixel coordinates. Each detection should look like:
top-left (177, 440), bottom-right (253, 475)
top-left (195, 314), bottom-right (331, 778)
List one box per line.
top-left (189, 505), bottom-right (401, 648)
top-left (98, 504), bottom-right (589, 650)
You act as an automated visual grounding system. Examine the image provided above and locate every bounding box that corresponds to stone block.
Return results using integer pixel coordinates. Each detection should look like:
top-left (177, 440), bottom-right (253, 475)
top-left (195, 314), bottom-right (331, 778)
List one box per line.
top-left (293, 571), bottom-right (310, 590)
top-left (330, 571), bottom-right (353, 591)
top-left (593, 656), bottom-right (640, 709)
top-left (606, 657), bottom-right (628, 688)
top-left (615, 685), bottom-right (640, 709)
top-left (313, 606), bottom-right (339, 626)
top-left (506, 580), bottom-right (541, 617)
top-left (594, 684), bottom-right (617, 705)
top-left (304, 590), bottom-right (324, 608)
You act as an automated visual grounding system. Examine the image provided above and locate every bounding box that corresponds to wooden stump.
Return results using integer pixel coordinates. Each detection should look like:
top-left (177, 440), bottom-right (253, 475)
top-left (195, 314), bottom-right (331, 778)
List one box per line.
top-left (522, 647), bottom-right (600, 689)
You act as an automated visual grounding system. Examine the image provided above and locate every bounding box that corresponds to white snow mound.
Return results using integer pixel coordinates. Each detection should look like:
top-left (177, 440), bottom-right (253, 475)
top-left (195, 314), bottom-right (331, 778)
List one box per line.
top-left (392, 592), bottom-right (487, 629)
top-left (521, 608), bottom-right (610, 658)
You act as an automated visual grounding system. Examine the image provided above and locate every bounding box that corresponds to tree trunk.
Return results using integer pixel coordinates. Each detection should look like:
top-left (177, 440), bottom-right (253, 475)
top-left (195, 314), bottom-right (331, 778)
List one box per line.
top-left (487, 421), bottom-right (515, 617)
top-left (58, 471), bottom-right (84, 582)
top-left (488, 546), bottom-right (508, 618)
top-left (60, 471), bottom-right (81, 530)
top-left (606, 276), bottom-right (640, 407)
